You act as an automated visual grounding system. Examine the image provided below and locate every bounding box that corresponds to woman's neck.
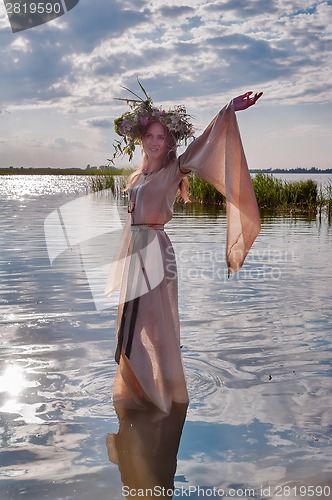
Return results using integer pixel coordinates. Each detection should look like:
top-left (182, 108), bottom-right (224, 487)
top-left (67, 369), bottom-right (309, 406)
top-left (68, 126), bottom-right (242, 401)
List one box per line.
top-left (143, 157), bottom-right (163, 173)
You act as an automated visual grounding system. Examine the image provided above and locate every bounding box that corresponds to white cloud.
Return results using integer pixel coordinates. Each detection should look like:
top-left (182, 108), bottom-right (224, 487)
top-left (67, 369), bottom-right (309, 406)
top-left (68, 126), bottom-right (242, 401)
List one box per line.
top-left (0, 0), bottom-right (331, 168)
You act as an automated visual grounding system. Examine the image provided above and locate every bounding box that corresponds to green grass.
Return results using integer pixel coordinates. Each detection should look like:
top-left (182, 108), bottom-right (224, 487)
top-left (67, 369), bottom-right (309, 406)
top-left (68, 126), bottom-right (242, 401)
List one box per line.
top-left (88, 170), bottom-right (332, 214)
top-left (317, 179), bottom-right (332, 220)
top-left (252, 172), bottom-right (318, 210)
top-left (188, 173), bottom-right (225, 204)
top-left (88, 170), bottom-right (129, 195)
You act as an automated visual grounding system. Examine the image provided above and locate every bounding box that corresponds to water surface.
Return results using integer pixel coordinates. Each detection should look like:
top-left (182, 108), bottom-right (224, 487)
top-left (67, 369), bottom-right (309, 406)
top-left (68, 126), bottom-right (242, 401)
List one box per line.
top-left (0, 176), bottom-right (331, 499)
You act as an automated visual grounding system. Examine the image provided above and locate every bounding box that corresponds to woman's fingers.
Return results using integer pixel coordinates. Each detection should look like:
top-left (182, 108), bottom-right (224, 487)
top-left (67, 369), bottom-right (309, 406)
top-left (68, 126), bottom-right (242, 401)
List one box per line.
top-left (233, 91), bottom-right (263, 111)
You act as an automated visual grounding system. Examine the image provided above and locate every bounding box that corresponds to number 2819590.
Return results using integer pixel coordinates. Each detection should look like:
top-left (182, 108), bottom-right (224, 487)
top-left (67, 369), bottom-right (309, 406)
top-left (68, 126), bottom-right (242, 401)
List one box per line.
top-left (5, 3), bottom-right (62, 15)
top-left (274, 485), bottom-right (331, 497)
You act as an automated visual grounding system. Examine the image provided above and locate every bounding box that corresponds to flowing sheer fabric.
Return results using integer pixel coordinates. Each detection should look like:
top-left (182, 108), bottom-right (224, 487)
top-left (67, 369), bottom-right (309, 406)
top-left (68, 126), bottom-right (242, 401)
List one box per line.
top-left (105, 101), bottom-right (261, 414)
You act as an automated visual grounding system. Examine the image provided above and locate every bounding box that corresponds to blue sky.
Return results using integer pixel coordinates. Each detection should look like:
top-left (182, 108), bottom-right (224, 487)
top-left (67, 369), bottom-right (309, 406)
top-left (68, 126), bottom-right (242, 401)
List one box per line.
top-left (0, 0), bottom-right (331, 170)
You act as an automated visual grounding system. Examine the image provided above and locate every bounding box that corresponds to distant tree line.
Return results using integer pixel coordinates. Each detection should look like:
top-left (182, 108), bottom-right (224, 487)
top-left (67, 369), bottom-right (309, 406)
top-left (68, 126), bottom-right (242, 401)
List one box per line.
top-left (250, 167), bottom-right (332, 173)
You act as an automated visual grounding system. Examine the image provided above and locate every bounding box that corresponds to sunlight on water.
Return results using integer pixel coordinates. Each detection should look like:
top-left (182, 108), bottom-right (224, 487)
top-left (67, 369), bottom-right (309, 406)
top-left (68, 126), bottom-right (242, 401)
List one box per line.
top-left (0, 175), bottom-right (90, 199)
top-left (0, 363), bottom-right (42, 424)
top-left (0, 365), bottom-right (26, 396)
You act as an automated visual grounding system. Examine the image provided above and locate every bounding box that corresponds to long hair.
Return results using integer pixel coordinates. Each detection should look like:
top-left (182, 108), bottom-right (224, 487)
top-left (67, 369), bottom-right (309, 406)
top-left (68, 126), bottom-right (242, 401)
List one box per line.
top-left (126, 120), bottom-right (190, 203)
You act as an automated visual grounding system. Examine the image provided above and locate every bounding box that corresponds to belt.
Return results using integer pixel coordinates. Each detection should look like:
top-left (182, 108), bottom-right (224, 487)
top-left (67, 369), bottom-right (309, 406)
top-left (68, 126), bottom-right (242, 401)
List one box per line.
top-left (131, 224), bottom-right (164, 230)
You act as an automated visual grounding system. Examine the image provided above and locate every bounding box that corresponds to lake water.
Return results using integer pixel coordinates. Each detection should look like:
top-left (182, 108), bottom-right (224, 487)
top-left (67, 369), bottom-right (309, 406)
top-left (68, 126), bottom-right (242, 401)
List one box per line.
top-left (0, 175), bottom-right (332, 500)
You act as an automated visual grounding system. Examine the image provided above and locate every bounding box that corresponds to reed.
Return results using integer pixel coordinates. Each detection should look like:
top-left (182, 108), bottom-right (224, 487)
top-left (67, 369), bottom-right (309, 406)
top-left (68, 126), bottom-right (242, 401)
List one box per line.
top-left (189, 171), bottom-right (327, 212)
top-left (88, 170), bottom-right (332, 214)
top-left (252, 172), bottom-right (318, 210)
top-left (88, 170), bottom-right (129, 197)
top-left (323, 180), bottom-right (332, 221)
top-left (188, 173), bottom-right (225, 204)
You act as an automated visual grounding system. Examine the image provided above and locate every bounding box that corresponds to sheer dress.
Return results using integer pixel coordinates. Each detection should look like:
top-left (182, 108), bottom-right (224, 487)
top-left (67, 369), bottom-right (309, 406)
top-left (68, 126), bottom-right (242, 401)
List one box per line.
top-left (105, 102), bottom-right (261, 414)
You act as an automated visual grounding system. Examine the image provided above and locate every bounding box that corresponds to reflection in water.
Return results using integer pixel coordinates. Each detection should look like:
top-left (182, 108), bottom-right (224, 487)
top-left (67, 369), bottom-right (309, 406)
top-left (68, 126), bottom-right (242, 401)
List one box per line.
top-left (107, 403), bottom-right (188, 499)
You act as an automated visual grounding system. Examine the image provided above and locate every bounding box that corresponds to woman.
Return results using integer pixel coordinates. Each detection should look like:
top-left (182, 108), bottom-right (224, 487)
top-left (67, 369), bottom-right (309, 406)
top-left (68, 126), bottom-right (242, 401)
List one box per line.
top-left (106, 86), bottom-right (262, 414)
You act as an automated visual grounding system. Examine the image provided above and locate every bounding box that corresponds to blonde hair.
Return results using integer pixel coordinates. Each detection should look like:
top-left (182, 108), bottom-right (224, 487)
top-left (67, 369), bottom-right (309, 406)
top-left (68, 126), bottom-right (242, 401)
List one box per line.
top-left (126, 120), bottom-right (190, 203)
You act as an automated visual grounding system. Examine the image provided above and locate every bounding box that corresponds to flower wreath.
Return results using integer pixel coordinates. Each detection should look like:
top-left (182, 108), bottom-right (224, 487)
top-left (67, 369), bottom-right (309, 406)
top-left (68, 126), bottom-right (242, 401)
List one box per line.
top-left (110, 79), bottom-right (195, 163)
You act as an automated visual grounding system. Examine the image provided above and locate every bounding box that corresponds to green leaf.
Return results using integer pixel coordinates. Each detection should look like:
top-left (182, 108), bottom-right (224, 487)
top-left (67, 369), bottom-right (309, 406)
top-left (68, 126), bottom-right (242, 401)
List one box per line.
top-left (136, 78), bottom-right (150, 100)
top-left (118, 84), bottom-right (144, 102)
top-left (114, 97), bottom-right (142, 104)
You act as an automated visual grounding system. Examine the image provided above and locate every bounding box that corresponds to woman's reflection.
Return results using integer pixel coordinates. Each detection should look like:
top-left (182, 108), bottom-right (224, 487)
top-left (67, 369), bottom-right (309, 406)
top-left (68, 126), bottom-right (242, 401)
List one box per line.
top-left (106, 402), bottom-right (188, 499)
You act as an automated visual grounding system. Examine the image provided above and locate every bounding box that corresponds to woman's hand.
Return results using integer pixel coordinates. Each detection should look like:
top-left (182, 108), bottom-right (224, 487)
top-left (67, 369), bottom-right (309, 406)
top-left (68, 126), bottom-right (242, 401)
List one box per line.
top-left (232, 91), bottom-right (263, 112)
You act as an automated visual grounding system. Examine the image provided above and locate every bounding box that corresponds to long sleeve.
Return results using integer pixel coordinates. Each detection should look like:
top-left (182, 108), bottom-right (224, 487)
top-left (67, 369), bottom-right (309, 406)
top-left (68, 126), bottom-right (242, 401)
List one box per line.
top-left (179, 101), bottom-right (261, 275)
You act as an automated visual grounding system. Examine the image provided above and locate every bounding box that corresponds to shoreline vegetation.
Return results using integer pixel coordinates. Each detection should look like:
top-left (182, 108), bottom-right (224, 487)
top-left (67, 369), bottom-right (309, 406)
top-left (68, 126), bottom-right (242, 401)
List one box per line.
top-left (1, 167), bottom-right (331, 215)
top-left (88, 170), bottom-right (332, 216)
top-left (1, 166), bottom-right (332, 175)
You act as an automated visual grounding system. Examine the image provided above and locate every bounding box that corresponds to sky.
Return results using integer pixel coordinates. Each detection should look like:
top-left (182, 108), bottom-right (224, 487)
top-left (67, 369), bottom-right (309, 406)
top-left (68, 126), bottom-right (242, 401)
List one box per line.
top-left (0, 0), bottom-right (332, 171)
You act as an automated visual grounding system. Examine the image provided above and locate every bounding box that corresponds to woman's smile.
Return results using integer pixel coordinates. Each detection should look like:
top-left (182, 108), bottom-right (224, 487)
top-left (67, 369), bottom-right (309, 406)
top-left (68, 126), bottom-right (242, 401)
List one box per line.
top-left (142, 122), bottom-right (167, 162)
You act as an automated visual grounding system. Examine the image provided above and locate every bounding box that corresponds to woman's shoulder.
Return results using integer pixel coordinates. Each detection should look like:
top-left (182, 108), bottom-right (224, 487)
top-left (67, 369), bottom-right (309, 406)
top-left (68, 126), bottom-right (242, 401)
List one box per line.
top-left (163, 158), bottom-right (188, 180)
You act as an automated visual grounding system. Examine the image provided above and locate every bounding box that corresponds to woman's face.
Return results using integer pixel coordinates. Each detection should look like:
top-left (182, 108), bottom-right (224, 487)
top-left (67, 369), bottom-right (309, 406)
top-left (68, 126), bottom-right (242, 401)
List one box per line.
top-left (142, 122), bottom-right (167, 163)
